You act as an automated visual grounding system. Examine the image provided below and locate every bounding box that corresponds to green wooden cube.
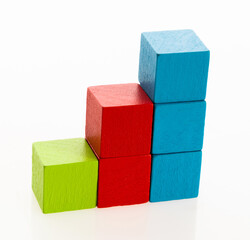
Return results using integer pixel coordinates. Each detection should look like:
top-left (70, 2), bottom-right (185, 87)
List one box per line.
top-left (32, 138), bottom-right (98, 213)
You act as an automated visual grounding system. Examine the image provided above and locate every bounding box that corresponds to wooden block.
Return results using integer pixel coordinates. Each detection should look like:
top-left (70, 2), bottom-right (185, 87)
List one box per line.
top-left (152, 101), bottom-right (206, 154)
top-left (32, 138), bottom-right (98, 213)
top-left (85, 83), bottom-right (153, 158)
top-left (150, 151), bottom-right (202, 202)
top-left (97, 155), bottom-right (151, 208)
top-left (139, 29), bottom-right (210, 103)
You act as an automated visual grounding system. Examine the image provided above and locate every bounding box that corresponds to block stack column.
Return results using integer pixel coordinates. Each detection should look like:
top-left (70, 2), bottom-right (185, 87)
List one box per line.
top-left (138, 30), bottom-right (210, 202)
top-left (85, 83), bottom-right (154, 207)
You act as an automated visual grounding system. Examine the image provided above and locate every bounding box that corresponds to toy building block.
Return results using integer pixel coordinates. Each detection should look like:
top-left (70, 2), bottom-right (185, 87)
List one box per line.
top-left (32, 138), bottom-right (98, 213)
top-left (98, 155), bottom-right (151, 208)
top-left (139, 29), bottom-right (210, 103)
top-left (85, 83), bottom-right (153, 158)
top-left (152, 101), bottom-right (206, 154)
top-left (150, 151), bottom-right (202, 202)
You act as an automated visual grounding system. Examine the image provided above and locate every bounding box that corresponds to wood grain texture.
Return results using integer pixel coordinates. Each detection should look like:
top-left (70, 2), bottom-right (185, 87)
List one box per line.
top-left (150, 151), bottom-right (202, 202)
top-left (32, 138), bottom-right (98, 213)
top-left (85, 83), bottom-right (153, 158)
top-left (97, 155), bottom-right (151, 208)
top-left (152, 101), bottom-right (206, 154)
top-left (139, 29), bottom-right (210, 103)
top-left (32, 146), bottom-right (44, 211)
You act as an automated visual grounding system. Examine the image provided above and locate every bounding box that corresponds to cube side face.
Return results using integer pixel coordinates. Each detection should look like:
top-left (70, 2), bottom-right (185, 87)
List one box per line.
top-left (152, 101), bottom-right (206, 154)
top-left (150, 151), bottom-right (202, 202)
top-left (85, 88), bottom-right (103, 157)
top-left (138, 34), bottom-right (157, 102)
top-left (101, 104), bottom-right (153, 158)
top-left (43, 161), bottom-right (98, 213)
top-left (97, 155), bottom-right (151, 208)
top-left (32, 145), bottom-right (44, 211)
top-left (154, 51), bottom-right (209, 103)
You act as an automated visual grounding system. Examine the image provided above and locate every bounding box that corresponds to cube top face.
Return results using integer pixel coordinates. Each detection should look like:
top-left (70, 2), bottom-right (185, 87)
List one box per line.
top-left (139, 30), bottom-right (210, 103)
top-left (87, 83), bottom-right (152, 107)
top-left (150, 151), bottom-right (202, 202)
top-left (32, 138), bottom-right (97, 166)
top-left (86, 84), bottom-right (154, 158)
top-left (98, 155), bottom-right (151, 208)
top-left (152, 101), bottom-right (206, 154)
top-left (142, 30), bottom-right (208, 54)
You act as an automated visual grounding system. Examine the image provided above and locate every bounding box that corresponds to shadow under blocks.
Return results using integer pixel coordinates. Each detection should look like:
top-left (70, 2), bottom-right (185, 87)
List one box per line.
top-left (138, 29), bottom-right (210, 202)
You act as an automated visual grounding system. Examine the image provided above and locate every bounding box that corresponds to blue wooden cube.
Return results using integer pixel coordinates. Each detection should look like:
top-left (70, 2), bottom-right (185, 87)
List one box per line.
top-left (138, 29), bottom-right (210, 103)
top-left (150, 151), bottom-right (202, 202)
top-left (152, 101), bottom-right (206, 154)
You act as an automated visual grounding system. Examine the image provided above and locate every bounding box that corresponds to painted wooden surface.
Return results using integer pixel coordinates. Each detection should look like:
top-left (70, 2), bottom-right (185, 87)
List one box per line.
top-left (85, 83), bottom-right (153, 158)
top-left (150, 151), bottom-right (202, 202)
top-left (32, 138), bottom-right (98, 213)
top-left (97, 154), bottom-right (151, 208)
top-left (152, 101), bottom-right (206, 154)
top-left (139, 29), bottom-right (210, 103)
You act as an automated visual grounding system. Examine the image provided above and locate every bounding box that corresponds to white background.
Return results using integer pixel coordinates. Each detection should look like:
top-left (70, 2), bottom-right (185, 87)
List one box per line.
top-left (0, 0), bottom-right (250, 239)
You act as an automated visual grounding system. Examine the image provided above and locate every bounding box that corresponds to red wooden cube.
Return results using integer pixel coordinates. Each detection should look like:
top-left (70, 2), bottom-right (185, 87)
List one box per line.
top-left (85, 83), bottom-right (153, 158)
top-left (97, 154), bottom-right (151, 208)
